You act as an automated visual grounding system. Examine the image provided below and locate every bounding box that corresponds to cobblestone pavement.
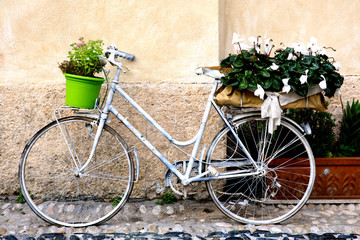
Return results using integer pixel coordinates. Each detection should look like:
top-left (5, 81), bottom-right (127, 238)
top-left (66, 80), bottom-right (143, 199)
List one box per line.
top-left (1, 197), bottom-right (360, 239)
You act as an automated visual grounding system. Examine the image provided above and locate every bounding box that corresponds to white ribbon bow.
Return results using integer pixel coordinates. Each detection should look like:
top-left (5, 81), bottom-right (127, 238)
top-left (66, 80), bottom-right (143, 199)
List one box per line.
top-left (261, 92), bottom-right (283, 134)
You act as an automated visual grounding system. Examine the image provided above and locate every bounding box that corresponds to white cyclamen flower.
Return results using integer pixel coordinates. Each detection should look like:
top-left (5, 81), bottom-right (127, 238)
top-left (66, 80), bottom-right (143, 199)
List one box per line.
top-left (263, 38), bottom-right (273, 55)
top-left (232, 32), bottom-right (244, 53)
top-left (307, 37), bottom-right (321, 54)
top-left (333, 62), bottom-right (341, 71)
top-left (310, 37), bottom-right (318, 45)
top-left (292, 43), bottom-right (306, 55)
top-left (255, 36), bottom-right (262, 52)
top-left (318, 47), bottom-right (327, 55)
top-left (234, 44), bottom-right (240, 53)
top-left (242, 44), bottom-right (254, 51)
top-left (248, 36), bottom-right (257, 44)
top-left (232, 32), bottom-right (242, 44)
top-left (248, 36), bottom-right (262, 52)
top-left (254, 84), bottom-right (265, 100)
top-left (282, 78), bottom-right (291, 93)
top-left (300, 69), bottom-right (309, 84)
top-left (319, 75), bottom-right (327, 89)
top-left (287, 52), bottom-right (297, 61)
top-left (269, 63), bottom-right (279, 70)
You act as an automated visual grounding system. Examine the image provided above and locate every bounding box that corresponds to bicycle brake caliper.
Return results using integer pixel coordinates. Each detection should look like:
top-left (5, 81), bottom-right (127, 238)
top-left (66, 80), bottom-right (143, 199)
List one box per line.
top-left (85, 121), bottom-right (97, 138)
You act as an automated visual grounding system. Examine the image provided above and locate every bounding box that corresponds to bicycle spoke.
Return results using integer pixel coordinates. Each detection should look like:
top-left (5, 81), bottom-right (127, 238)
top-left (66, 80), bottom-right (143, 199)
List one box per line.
top-left (84, 152), bottom-right (128, 174)
top-left (206, 116), bottom-right (315, 224)
top-left (20, 117), bottom-right (134, 227)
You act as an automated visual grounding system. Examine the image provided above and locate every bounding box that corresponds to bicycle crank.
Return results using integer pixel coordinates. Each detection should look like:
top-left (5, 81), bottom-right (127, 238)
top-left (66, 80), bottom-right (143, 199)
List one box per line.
top-left (164, 160), bottom-right (202, 198)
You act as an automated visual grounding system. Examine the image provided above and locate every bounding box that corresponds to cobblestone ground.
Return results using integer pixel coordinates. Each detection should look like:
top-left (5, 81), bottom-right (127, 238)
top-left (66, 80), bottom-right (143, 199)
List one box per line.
top-left (1, 198), bottom-right (360, 240)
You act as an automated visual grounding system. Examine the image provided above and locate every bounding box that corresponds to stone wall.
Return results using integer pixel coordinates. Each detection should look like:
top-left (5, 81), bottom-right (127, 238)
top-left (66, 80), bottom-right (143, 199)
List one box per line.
top-left (0, 81), bottom-right (224, 199)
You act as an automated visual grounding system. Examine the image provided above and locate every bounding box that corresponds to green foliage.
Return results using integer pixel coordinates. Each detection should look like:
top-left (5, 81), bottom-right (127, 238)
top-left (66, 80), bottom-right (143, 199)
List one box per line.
top-left (285, 109), bottom-right (336, 157)
top-left (16, 188), bottom-right (34, 204)
top-left (16, 189), bottom-right (26, 204)
top-left (220, 45), bottom-right (343, 98)
top-left (109, 195), bottom-right (123, 206)
top-left (155, 191), bottom-right (177, 205)
top-left (59, 38), bottom-right (104, 77)
top-left (335, 99), bottom-right (360, 157)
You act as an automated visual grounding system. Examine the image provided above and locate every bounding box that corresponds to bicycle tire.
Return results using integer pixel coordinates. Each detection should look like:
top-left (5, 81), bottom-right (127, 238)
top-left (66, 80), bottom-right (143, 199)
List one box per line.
top-left (205, 115), bottom-right (315, 224)
top-left (19, 116), bottom-right (134, 227)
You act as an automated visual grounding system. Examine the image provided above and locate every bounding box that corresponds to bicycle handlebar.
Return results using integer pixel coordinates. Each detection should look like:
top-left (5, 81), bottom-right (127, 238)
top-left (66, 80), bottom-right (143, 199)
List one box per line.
top-left (114, 50), bottom-right (135, 61)
top-left (104, 44), bottom-right (135, 68)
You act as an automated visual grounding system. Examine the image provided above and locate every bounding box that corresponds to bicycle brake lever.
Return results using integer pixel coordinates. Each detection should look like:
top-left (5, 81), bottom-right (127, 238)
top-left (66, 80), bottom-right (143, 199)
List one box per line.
top-left (122, 65), bottom-right (130, 73)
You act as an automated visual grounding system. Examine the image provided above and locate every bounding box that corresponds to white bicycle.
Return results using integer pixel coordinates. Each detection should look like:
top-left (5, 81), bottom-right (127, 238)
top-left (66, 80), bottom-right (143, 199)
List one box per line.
top-left (19, 44), bottom-right (316, 227)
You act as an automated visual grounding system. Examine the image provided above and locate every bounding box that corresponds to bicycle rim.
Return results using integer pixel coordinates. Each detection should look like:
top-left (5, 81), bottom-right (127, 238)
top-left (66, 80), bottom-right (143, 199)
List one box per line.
top-left (205, 116), bottom-right (315, 224)
top-left (19, 116), bottom-right (134, 227)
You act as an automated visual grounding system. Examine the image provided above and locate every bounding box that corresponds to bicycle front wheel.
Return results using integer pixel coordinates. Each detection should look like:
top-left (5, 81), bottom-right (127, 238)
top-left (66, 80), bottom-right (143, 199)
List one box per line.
top-left (205, 115), bottom-right (315, 224)
top-left (19, 116), bottom-right (134, 227)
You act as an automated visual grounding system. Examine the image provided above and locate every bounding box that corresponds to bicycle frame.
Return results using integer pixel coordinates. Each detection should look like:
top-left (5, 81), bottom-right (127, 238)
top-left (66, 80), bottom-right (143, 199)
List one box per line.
top-left (78, 66), bottom-right (260, 185)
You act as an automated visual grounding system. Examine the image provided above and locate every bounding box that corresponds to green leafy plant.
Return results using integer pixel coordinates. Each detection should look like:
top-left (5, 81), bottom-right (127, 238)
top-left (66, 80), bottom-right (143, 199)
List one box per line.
top-left (16, 188), bottom-right (34, 204)
top-left (285, 108), bottom-right (336, 157)
top-left (155, 191), bottom-right (177, 205)
top-left (335, 99), bottom-right (360, 157)
top-left (109, 195), bottom-right (123, 206)
top-left (220, 35), bottom-right (343, 98)
top-left (58, 37), bottom-right (104, 77)
top-left (16, 189), bottom-right (26, 204)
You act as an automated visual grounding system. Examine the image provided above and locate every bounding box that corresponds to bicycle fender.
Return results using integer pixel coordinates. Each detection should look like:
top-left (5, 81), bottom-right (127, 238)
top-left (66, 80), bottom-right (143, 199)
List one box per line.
top-left (231, 112), bottom-right (306, 134)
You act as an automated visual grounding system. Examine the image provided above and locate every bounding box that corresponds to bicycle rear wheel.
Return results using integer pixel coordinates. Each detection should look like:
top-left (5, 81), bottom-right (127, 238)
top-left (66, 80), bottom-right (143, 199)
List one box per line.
top-left (205, 115), bottom-right (315, 224)
top-left (19, 116), bottom-right (134, 227)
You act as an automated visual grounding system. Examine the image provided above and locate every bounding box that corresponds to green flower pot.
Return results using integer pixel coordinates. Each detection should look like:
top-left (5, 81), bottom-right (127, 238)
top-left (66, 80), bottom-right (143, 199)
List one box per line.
top-left (64, 73), bottom-right (105, 109)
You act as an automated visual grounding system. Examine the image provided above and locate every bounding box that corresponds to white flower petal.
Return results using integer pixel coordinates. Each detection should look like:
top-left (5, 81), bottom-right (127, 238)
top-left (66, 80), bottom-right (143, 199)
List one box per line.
top-left (310, 37), bottom-right (318, 45)
top-left (282, 78), bottom-right (291, 93)
top-left (248, 36), bottom-right (257, 44)
top-left (243, 44), bottom-right (254, 51)
top-left (232, 32), bottom-right (242, 44)
top-left (312, 45), bottom-right (321, 54)
top-left (264, 38), bottom-right (271, 45)
top-left (234, 44), bottom-right (240, 53)
top-left (264, 39), bottom-right (273, 55)
top-left (318, 47), bottom-right (327, 55)
top-left (307, 37), bottom-right (321, 55)
top-left (319, 80), bottom-right (327, 89)
top-left (300, 75), bottom-right (308, 84)
top-left (282, 78), bottom-right (290, 86)
top-left (270, 63), bottom-right (279, 70)
top-left (287, 53), bottom-right (294, 60)
top-left (333, 62), bottom-right (341, 71)
top-left (254, 84), bottom-right (265, 100)
top-left (282, 85), bottom-right (291, 93)
top-left (319, 75), bottom-right (327, 89)
top-left (294, 43), bottom-right (305, 54)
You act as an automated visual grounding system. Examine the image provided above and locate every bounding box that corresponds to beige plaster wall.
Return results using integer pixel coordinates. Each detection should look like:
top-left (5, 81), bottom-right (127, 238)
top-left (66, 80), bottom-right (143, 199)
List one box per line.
top-left (0, 0), bottom-right (219, 85)
top-left (0, 0), bottom-right (219, 197)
